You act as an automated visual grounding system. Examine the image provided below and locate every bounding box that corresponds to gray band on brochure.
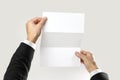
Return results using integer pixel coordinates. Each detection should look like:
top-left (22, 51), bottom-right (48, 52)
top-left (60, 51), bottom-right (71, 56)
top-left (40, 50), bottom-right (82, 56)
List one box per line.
top-left (41, 32), bottom-right (83, 47)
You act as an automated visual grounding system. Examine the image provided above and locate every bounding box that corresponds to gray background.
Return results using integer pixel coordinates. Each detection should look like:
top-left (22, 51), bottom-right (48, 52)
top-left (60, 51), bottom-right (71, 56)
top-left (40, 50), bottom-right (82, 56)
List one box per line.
top-left (0, 0), bottom-right (120, 80)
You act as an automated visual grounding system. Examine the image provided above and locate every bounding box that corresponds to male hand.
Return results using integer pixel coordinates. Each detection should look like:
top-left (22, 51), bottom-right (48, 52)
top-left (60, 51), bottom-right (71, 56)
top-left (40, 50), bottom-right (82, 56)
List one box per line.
top-left (75, 50), bottom-right (98, 73)
top-left (26, 17), bottom-right (47, 43)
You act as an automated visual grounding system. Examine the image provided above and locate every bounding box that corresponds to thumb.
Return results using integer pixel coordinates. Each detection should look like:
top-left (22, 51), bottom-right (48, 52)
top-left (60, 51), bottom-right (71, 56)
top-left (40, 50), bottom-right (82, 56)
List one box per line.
top-left (37, 17), bottom-right (47, 27)
top-left (75, 51), bottom-right (87, 62)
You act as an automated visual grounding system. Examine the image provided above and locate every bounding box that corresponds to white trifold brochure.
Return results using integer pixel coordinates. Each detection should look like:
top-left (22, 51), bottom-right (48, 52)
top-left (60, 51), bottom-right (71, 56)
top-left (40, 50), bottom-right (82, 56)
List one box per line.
top-left (40, 12), bottom-right (85, 67)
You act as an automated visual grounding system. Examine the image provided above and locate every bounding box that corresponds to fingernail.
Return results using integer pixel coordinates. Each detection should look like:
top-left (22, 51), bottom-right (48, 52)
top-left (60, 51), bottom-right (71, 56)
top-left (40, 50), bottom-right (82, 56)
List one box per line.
top-left (75, 51), bottom-right (79, 55)
top-left (83, 51), bottom-right (86, 53)
top-left (44, 17), bottom-right (47, 20)
top-left (75, 51), bottom-right (78, 53)
top-left (80, 50), bottom-right (83, 53)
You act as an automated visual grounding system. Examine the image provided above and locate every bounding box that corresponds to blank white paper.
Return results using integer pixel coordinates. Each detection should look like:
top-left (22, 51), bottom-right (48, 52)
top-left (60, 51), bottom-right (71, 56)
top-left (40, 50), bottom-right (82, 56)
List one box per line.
top-left (42, 12), bottom-right (85, 33)
top-left (40, 47), bottom-right (81, 67)
top-left (40, 12), bottom-right (85, 67)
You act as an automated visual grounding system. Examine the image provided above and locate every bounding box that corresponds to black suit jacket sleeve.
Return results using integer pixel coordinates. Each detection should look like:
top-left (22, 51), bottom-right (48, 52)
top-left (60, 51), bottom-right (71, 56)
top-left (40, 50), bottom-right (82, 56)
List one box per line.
top-left (90, 72), bottom-right (109, 80)
top-left (4, 43), bottom-right (34, 80)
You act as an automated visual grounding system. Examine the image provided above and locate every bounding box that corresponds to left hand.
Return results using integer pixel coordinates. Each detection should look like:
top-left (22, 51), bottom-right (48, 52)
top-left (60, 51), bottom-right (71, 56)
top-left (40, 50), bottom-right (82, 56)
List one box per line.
top-left (75, 50), bottom-right (98, 73)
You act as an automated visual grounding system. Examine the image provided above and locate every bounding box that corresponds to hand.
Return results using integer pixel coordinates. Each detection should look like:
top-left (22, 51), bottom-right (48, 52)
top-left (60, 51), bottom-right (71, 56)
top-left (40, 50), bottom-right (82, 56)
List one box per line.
top-left (26, 17), bottom-right (47, 43)
top-left (75, 50), bottom-right (98, 73)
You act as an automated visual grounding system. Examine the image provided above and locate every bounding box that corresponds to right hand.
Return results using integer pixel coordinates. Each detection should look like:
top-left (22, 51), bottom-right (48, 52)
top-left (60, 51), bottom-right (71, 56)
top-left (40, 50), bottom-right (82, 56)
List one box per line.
top-left (26, 17), bottom-right (47, 43)
top-left (75, 50), bottom-right (98, 73)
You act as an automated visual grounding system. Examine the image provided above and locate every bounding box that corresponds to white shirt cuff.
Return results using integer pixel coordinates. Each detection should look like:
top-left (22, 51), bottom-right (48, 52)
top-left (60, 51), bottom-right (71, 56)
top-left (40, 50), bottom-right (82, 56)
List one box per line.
top-left (90, 69), bottom-right (102, 78)
top-left (22, 40), bottom-right (36, 50)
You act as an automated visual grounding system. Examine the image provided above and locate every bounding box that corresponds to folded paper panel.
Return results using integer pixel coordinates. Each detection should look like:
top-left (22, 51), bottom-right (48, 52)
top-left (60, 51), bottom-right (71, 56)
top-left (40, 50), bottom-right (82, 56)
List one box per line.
top-left (40, 47), bottom-right (81, 67)
top-left (42, 12), bottom-right (85, 33)
top-left (41, 32), bottom-right (83, 47)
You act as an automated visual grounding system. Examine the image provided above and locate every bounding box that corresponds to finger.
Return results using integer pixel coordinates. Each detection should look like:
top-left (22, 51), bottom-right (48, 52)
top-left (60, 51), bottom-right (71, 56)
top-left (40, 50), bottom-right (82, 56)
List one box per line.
top-left (38, 17), bottom-right (47, 26)
top-left (81, 50), bottom-right (94, 59)
top-left (75, 51), bottom-right (86, 61)
top-left (31, 17), bottom-right (41, 21)
top-left (34, 18), bottom-right (42, 24)
top-left (28, 17), bottom-right (41, 23)
top-left (75, 51), bottom-right (80, 58)
top-left (75, 52), bottom-right (88, 64)
top-left (84, 51), bottom-right (93, 57)
top-left (80, 50), bottom-right (93, 57)
top-left (80, 50), bottom-right (87, 55)
top-left (75, 52), bottom-right (83, 63)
